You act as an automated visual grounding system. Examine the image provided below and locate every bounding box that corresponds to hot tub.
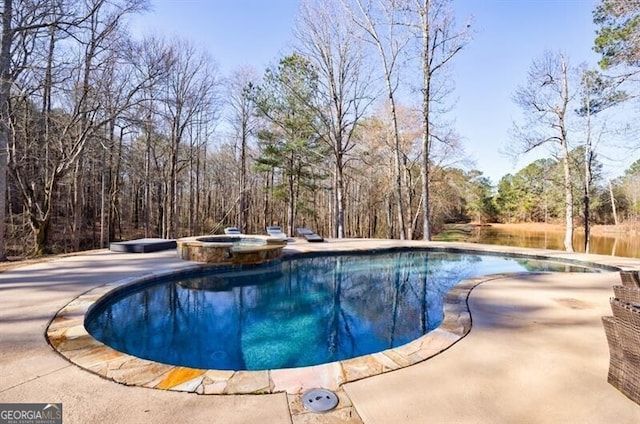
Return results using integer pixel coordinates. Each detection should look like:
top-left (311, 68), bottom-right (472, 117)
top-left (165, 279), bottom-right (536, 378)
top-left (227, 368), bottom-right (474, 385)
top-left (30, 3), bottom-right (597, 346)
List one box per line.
top-left (176, 235), bottom-right (285, 265)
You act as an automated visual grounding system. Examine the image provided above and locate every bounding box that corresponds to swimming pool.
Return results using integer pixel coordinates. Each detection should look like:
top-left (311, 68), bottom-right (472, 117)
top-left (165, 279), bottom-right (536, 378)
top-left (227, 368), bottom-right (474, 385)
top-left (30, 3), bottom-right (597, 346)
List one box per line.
top-left (84, 249), bottom-right (596, 371)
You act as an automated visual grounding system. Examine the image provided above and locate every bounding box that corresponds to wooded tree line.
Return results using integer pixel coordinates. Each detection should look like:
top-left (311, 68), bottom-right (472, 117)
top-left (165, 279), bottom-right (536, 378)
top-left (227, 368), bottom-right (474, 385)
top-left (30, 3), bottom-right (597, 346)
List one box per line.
top-left (0, 0), bottom-right (637, 257)
top-left (0, 0), bottom-right (474, 256)
top-left (476, 153), bottom-right (640, 227)
top-left (454, 0), bottom-right (640, 254)
top-left (499, 0), bottom-right (640, 252)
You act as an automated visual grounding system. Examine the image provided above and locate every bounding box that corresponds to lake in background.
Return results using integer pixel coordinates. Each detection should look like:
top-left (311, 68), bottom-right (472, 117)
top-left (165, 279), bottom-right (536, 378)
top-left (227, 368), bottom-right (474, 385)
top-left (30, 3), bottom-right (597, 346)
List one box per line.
top-left (463, 225), bottom-right (640, 259)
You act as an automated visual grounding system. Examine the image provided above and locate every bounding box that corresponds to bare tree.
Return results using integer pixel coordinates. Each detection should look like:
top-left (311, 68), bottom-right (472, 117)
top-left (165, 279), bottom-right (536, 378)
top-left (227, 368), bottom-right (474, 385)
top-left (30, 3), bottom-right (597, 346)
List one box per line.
top-left (513, 51), bottom-right (575, 252)
top-left (70, 0), bottom-right (149, 250)
top-left (347, 0), bottom-right (411, 239)
top-left (95, 35), bottom-right (171, 247)
top-left (575, 68), bottom-right (627, 252)
top-left (0, 0), bottom-right (14, 259)
top-left (129, 35), bottom-right (172, 239)
top-left (7, 0), bottom-right (150, 255)
top-left (295, 0), bottom-right (373, 238)
top-left (579, 71), bottom-right (595, 253)
top-left (407, 0), bottom-right (470, 240)
top-left (226, 66), bottom-right (258, 233)
top-left (0, 0), bottom-right (64, 258)
top-left (158, 39), bottom-right (219, 238)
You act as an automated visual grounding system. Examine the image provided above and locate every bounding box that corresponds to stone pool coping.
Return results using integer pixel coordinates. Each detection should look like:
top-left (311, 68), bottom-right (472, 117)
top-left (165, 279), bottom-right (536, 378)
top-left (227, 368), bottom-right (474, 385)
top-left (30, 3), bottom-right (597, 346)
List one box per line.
top-left (44, 241), bottom-right (627, 396)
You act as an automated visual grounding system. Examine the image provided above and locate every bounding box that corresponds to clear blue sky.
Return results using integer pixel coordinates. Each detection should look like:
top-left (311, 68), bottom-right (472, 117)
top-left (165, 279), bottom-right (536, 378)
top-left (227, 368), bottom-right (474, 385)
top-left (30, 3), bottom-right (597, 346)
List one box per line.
top-left (130, 0), bottom-right (634, 184)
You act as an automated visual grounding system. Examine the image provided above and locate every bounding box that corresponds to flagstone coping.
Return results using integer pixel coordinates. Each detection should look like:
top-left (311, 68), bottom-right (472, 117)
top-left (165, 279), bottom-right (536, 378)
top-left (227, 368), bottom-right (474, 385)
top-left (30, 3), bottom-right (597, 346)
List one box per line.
top-left (45, 242), bottom-right (623, 396)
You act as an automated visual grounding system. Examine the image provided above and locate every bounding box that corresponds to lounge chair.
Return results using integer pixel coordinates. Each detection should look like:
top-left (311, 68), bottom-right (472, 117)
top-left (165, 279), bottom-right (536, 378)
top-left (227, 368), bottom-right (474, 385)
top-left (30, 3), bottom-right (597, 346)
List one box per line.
top-left (296, 227), bottom-right (324, 242)
top-left (266, 226), bottom-right (288, 240)
top-left (224, 227), bottom-right (242, 235)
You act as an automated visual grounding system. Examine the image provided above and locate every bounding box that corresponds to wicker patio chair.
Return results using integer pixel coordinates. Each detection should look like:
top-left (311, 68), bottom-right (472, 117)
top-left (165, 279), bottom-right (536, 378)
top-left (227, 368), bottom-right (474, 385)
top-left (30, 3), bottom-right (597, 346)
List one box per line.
top-left (609, 298), bottom-right (640, 405)
top-left (619, 270), bottom-right (640, 288)
top-left (602, 315), bottom-right (625, 389)
top-left (613, 285), bottom-right (640, 306)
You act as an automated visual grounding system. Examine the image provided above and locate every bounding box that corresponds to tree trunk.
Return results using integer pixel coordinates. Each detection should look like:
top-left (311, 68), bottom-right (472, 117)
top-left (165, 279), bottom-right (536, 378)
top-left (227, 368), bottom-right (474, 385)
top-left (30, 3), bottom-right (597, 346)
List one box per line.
top-left (336, 160), bottom-right (346, 238)
top-left (386, 195), bottom-right (393, 239)
top-left (100, 165), bottom-right (107, 246)
top-left (144, 119), bottom-right (151, 237)
top-left (389, 98), bottom-right (407, 240)
top-left (188, 129), bottom-right (195, 235)
top-left (559, 57), bottom-right (574, 253)
top-left (609, 180), bottom-right (619, 225)
top-left (239, 123), bottom-right (248, 233)
top-left (583, 149), bottom-right (592, 254)
top-left (170, 145), bottom-right (178, 238)
top-left (195, 131), bottom-right (202, 235)
top-left (561, 151), bottom-right (574, 252)
top-left (287, 163), bottom-right (296, 236)
top-left (0, 0), bottom-right (12, 260)
top-left (110, 126), bottom-right (123, 241)
top-left (263, 171), bottom-right (270, 232)
top-left (72, 160), bottom-right (84, 250)
top-left (421, 0), bottom-right (432, 241)
top-left (168, 132), bottom-right (178, 238)
top-left (32, 217), bottom-right (50, 256)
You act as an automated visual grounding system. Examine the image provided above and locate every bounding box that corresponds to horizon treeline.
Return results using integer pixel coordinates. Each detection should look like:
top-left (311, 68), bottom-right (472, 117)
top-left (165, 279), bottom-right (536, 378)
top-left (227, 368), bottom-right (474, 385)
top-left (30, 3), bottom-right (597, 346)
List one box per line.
top-left (1, 0), bottom-right (639, 256)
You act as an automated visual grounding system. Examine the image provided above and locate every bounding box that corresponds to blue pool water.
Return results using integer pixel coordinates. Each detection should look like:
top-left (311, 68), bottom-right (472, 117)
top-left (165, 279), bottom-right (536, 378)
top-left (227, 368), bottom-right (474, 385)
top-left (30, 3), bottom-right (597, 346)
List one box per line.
top-left (85, 250), bottom-right (596, 371)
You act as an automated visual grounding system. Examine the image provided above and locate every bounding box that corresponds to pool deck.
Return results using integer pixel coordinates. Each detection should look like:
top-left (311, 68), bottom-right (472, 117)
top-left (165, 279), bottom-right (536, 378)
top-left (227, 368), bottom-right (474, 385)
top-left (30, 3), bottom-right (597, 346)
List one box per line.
top-left (1, 239), bottom-right (640, 423)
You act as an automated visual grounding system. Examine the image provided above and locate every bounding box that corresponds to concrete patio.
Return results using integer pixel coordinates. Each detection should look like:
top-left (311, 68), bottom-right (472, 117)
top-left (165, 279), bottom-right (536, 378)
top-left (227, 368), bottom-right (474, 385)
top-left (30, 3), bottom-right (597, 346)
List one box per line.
top-left (1, 239), bottom-right (640, 423)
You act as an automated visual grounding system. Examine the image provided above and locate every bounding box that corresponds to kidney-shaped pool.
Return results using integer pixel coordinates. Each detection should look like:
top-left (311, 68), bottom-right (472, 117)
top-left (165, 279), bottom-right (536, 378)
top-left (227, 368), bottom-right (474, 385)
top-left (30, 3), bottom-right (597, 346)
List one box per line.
top-left (85, 249), bottom-right (597, 371)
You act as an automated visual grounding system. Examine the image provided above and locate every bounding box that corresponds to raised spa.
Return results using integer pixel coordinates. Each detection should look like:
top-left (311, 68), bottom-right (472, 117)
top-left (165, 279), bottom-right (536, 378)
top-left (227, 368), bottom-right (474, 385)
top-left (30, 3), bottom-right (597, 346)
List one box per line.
top-left (84, 249), bottom-right (597, 371)
top-left (176, 235), bottom-right (285, 265)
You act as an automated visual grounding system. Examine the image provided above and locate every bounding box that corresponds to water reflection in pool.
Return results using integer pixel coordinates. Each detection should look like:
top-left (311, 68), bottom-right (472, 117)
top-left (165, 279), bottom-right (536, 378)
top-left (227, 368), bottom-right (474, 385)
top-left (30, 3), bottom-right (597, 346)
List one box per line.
top-left (85, 250), bottom-right (595, 371)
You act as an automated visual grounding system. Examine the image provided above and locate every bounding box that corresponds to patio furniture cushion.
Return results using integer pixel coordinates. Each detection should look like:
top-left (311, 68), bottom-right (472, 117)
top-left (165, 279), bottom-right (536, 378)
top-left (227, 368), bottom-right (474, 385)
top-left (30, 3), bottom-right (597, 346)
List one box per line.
top-left (296, 227), bottom-right (324, 242)
top-left (266, 226), bottom-right (288, 240)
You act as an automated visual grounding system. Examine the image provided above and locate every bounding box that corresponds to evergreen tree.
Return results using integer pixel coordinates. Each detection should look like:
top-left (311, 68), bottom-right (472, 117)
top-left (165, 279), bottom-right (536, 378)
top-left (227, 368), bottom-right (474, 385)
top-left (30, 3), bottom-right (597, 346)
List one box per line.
top-left (594, 0), bottom-right (640, 70)
top-left (253, 54), bottom-right (328, 235)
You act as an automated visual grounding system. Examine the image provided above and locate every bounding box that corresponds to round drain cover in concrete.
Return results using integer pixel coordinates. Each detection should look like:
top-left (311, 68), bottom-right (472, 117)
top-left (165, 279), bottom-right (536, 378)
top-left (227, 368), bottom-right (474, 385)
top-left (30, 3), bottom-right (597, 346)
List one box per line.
top-left (302, 388), bottom-right (339, 413)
